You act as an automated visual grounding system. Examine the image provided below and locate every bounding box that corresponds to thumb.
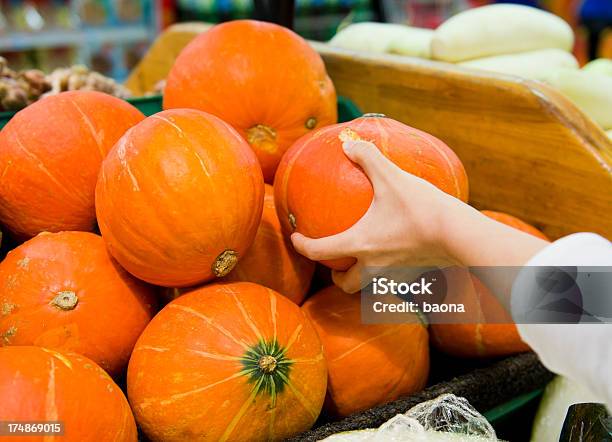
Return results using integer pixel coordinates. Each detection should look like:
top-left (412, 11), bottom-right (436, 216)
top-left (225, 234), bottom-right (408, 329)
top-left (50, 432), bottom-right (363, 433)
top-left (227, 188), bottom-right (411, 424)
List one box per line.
top-left (291, 231), bottom-right (357, 261)
top-left (342, 140), bottom-right (398, 188)
top-left (331, 262), bottom-right (365, 294)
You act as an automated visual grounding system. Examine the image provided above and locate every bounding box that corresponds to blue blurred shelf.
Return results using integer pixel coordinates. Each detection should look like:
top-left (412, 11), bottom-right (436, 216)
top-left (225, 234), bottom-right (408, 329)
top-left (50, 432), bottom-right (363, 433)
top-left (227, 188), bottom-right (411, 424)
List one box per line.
top-left (0, 25), bottom-right (150, 51)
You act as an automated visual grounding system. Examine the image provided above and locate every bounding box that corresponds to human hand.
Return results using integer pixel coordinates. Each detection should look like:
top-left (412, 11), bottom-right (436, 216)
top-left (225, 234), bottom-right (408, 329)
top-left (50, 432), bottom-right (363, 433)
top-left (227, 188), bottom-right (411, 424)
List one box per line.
top-left (291, 139), bottom-right (467, 293)
top-left (291, 140), bottom-right (548, 293)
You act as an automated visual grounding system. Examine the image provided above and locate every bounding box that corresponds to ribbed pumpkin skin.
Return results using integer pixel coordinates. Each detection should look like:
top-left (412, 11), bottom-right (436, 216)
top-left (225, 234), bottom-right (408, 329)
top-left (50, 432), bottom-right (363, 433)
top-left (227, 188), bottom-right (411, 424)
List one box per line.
top-left (163, 20), bottom-right (337, 182)
top-left (429, 269), bottom-right (531, 358)
top-left (430, 211), bottom-right (548, 358)
top-left (274, 115), bottom-right (469, 270)
top-left (0, 347), bottom-right (137, 442)
top-left (223, 185), bottom-right (315, 304)
top-left (164, 186), bottom-right (315, 305)
top-left (0, 231), bottom-right (156, 376)
top-left (302, 285), bottom-right (429, 418)
top-left (0, 91), bottom-right (144, 239)
top-left (128, 282), bottom-right (327, 441)
top-left (95, 109), bottom-right (264, 287)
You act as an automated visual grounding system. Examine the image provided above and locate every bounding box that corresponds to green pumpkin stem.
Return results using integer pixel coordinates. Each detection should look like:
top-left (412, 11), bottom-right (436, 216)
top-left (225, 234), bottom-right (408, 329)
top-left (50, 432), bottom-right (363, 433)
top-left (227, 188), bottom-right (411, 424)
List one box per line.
top-left (240, 339), bottom-right (293, 405)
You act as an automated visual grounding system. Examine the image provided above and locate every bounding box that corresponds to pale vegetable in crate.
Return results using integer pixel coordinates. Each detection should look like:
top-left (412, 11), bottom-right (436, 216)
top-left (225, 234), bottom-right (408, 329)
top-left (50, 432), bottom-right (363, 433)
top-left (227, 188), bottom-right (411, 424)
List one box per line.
top-left (431, 4), bottom-right (574, 62)
top-left (545, 68), bottom-right (612, 130)
top-left (582, 58), bottom-right (612, 77)
top-left (329, 22), bottom-right (433, 58)
top-left (322, 394), bottom-right (501, 441)
top-left (458, 49), bottom-right (578, 81)
top-left (530, 376), bottom-right (600, 442)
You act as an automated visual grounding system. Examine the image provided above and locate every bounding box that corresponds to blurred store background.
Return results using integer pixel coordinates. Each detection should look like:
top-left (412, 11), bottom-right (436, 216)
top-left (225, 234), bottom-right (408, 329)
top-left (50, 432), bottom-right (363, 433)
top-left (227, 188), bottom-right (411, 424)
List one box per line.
top-left (0, 0), bottom-right (609, 81)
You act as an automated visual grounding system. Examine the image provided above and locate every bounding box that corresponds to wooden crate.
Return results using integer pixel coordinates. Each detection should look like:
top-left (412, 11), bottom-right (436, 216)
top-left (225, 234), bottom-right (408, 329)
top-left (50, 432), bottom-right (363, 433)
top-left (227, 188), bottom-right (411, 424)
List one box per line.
top-left (127, 22), bottom-right (612, 242)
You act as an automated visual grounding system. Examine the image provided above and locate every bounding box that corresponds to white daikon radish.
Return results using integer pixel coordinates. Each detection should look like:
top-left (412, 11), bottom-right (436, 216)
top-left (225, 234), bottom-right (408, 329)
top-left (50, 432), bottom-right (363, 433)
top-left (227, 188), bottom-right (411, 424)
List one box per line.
top-left (329, 22), bottom-right (433, 58)
top-left (387, 28), bottom-right (433, 58)
top-left (459, 49), bottom-right (578, 81)
top-left (531, 376), bottom-right (600, 442)
top-left (582, 58), bottom-right (612, 77)
top-left (545, 68), bottom-right (612, 129)
top-left (431, 4), bottom-right (574, 62)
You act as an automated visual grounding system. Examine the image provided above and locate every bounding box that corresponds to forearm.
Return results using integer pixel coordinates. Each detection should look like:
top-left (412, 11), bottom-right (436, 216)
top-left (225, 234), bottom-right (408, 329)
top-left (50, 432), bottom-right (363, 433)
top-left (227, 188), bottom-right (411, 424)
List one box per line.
top-left (441, 202), bottom-right (548, 267)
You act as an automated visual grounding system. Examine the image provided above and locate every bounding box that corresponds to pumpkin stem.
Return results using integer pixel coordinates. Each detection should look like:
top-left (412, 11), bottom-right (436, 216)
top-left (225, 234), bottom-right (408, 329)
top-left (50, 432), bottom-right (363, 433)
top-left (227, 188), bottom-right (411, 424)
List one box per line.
top-left (1, 302), bottom-right (15, 316)
top-left (213, 250), bottom-right (238, 277)
top-left (1, 326), bottom-right (17, 344)
top-left (305, 117), bottom-right (317, 129)
top-left (415, 310), bottom-right (429, 328)
top-left (288, 213), bottom-right (297, 230)
top-left (246, 124), bottom-right (277, 154)
top-left (258, 355), bottom-right (277, 374)
top-left (51, 291), bottom-right (78, 310)
top-left (241, 340), bottom-right (293, 400)
top-left (338, 127), bottom-right (361, 143)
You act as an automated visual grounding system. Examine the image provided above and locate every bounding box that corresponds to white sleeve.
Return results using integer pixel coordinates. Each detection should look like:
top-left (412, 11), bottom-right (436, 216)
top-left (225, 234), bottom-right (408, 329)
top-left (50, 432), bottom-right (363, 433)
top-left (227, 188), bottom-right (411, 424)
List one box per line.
top-left (513, 233), bottom-right (612, 412)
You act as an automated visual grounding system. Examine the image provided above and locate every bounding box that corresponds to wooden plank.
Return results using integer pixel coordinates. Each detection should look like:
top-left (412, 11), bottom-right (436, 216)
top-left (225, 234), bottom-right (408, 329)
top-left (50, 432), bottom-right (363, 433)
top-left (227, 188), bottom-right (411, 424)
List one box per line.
top-left (315, 44), bottom-right (612, 240)
top-left (125, 22), bottom-right (211, 96)
top-left (126, 25), bottom-right (612, 239)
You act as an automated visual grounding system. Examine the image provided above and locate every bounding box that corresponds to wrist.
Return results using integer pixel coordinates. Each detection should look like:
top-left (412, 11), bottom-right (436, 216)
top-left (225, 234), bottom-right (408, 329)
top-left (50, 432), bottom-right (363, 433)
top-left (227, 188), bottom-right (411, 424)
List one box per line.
top-left (440, 203), bottom-right (549, 267)
top-left (437, 200), bottom-right (486, 266)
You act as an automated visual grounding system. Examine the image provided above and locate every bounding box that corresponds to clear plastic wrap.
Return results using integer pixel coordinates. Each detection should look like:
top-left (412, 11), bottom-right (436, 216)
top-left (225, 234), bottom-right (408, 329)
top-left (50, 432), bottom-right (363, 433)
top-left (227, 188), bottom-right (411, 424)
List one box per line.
top-left (405, 394), bottom-right (497, 437)
top-left (323, 394), bottom-right (499, 441)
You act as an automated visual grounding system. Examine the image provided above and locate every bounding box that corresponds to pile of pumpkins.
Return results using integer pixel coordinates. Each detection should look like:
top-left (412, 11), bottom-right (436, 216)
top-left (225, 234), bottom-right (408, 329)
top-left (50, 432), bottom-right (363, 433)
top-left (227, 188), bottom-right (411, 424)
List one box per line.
top-left (0, 19), bottom-right (548, 442)
top-left (330, 3), bottom-right (612, 139)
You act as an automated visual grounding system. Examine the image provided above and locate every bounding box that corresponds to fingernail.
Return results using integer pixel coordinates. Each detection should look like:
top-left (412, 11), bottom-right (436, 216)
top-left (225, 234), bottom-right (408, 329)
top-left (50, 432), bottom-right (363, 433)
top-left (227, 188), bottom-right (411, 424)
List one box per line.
top-left (342, 141), bottom-right (354, 153)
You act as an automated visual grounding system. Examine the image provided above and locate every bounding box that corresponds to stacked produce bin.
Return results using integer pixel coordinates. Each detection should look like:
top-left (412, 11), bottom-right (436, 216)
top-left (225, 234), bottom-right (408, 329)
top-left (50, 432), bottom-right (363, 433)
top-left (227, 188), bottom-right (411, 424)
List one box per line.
top-left (0, 4), bottom-right (610, 442)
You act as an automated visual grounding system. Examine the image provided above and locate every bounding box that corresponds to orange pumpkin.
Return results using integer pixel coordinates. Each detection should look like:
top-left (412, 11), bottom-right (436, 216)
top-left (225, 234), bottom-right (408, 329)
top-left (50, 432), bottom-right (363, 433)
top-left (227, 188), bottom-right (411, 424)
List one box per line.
top-left (164, 187), bottom-right (314, 306)
top-left (95, 109), bottom-right (264, 287)
top-left (222, 185), bottom-right (315, 304)
top-left (274, 114), bottom-right (469, 270)
top-left (166, 185), bottom-right (315, 305)
top-left (128, 282), bottom-right (327, 441)
top-left (163, 20), bottom-right (337, 182)
top-left (302, 285), bottom-right (429, 417)
top-left (0, 346), bottom-right (137, 441)
top-left (0, 231), bottom-right (156, 376)
top-left (0, 91), bottom-right (144, 240)
top-left (428, 269), bottom-right (531, 358)
top-left (430, 211), bottom-right (549, 358)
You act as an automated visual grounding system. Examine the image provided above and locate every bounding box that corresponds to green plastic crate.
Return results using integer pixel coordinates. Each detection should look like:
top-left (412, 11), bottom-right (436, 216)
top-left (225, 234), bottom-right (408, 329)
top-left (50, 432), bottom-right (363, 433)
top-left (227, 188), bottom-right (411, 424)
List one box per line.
top-left (0, 96), bottom-right (164, 128)
top-left (128, 95), bottom-right (363, 122)
top-left (128, 94), bottom-right (364, 122)
top-left (485, 388), bottom-right (544, 423)
top-left (0, 94), bottom-right (362, 129)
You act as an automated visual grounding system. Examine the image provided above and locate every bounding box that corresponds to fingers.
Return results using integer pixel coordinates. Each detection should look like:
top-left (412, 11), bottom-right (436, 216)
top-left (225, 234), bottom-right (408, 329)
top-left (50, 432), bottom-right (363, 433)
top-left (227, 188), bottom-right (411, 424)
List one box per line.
top-left (332, 263), bottom-right (366, 294)
top-left (291, 232), bottom-right (356, 261)
top-left (342, 140), bottom-right (399, 189)
top-left (292, 231), bottom-right (364, 293)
